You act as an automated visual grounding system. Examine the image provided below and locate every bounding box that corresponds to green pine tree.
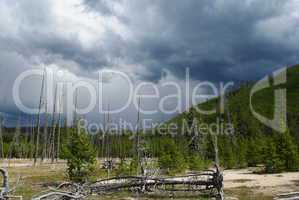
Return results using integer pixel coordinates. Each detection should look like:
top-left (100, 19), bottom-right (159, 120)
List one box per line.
top-left (275, 129), bottom-right (299, 171)
top-left (264, 138), bottom-right (284, 173)
top-left (62, 128), bottom-right (96, 182)
top-left (246, 138), bottom-right (260, 167)
top-left (188, 154), bottom-right (208, 171)
top-left (158, 138), bottom-right (187, 175)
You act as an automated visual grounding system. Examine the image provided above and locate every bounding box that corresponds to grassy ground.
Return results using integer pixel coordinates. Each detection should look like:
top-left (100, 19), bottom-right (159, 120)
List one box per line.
top-left (4, 161), bottom-right (66, 199)
top-left (1, 159), bottom-right (109, 199)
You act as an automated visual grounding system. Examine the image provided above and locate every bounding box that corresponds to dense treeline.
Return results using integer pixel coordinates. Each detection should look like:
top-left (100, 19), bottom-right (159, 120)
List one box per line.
top-left (1, 122), bottom-right (298, 174)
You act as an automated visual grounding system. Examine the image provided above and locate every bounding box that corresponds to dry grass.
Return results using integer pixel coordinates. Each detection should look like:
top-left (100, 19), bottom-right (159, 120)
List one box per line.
top-left (1, 160), bottom-right (66, 199)
top-left (0, 159), bottom-right (108, 200)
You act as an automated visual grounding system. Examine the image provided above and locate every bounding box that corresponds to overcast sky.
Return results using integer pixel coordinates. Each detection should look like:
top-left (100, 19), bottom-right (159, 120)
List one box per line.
top-left (0, 0), bottom-right (299, 126)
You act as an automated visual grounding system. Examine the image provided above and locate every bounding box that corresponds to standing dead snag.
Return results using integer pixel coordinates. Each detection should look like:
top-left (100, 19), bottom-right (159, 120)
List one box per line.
top-left (41, 99), bottom-right (48, 162)
top-left (56, 84), bottom-right (64, 162)
top-left (8, 115), bottom-right (21, 160)
top-left (135, 97), bottom-right (142, 176)
top-left (34, 68), bottom-right (46, 165)
top-left (0, 116), bottom-right (4, 159)
top-left (56, 113), bottom-right (62, 162)
top-left (50, 84), bottom-right (58, 164)
top-left (30, 116), bottom-right (35, 159)
top-left (102, 103), bottom-right (114, 179)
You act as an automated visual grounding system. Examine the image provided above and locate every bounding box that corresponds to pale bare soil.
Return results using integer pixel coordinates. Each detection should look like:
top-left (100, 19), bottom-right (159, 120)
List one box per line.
top-left (224, 168), bottom-right (299, 199)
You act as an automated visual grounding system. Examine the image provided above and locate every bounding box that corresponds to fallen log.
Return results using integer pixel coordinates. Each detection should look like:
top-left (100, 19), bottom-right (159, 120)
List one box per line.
top-left (32, 191), bottom-right (84, 200)
top-left (88, 167), bottom-right (223, 199)
top-left (275, 192), bottom-right (299, 200)
top-left (0, 166), bottom-right (223, 200)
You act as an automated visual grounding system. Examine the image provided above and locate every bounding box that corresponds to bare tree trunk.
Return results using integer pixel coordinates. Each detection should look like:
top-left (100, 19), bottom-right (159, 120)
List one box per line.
top-left (101, 112), bottom-right (106, 159)
top-left (56, 112), bottom-right (62, 162)
top-left (41, 104), bottom-right (48, 162)
top-left (56, 119), bottom-right (61, 162)
top-left (0, 115), bottom-right (4, 159)
top-left (34, 70), bottom-right (45, 165)
top-left (105, 104), bottom-right (111, 179)
top-left (135, 97), bottom-right (141, 176)
top-left (50, 85), bottom-right (58, 164)
top-left (56, 87), bottom-right (64, 162)
top-left (65, 114), bottom-right (69, 149)
top-left (8, 115), bottom-right (21, 165)
top-left (30, 116), bottom-right (35, 160)
top-left (26, 119), bottom-right (31, 159)
top-left (73, 88), bottom-right (78, 130)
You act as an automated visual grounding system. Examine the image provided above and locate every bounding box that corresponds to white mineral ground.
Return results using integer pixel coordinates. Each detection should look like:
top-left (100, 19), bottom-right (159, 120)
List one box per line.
top-left (223, 168), bottom-right (299, 196)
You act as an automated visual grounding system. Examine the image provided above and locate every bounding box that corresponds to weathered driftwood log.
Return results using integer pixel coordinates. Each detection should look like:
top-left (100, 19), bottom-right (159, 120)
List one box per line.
top-left (275, 192), bottom-right (299, 200)
top-left (32, 191), bottom-right (84, 200)
top-left (90, 177), bottom-right (215, 192)
top-left (32, 166), bottom-right (224, 200)
top-left (0, 168), bottom-right (9, 194)
top-left (89, 167), bottom-right (223, 199)
top-left (0, 168), bottom-right (10, 199)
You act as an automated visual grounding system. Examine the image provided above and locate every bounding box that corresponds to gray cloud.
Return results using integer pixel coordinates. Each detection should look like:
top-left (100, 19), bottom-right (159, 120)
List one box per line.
top-left (2, 0), bottom-right (299, 83)
top-left (109, 0), bottom-right (298, 81)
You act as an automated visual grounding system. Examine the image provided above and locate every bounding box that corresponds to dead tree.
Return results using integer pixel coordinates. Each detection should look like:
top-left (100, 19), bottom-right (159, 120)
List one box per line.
top-left (25, 119), bottom-right (31, 159)
top-left (101, 112), bottom-right (106, 159)
top-left (56, 89), bottom-right (64, 162)
top-left (34, 69), bottom-right (46, 165)
top-left (8, 115), bottom-right (21, 161)
top-left (41, 100), bottom-right (48, 162)
top-left (0, 116), bottom-right (4, 159)
top-left (102, 103), bottom-right (113, 178)
top-left (135, 97), bottom-right (142, 176)
top-left (49, 85), bottom-right (58, 164)
top-left (29, 116), bottom-right (35, 160)
top-left (73, 88), bottom-right (78, 130)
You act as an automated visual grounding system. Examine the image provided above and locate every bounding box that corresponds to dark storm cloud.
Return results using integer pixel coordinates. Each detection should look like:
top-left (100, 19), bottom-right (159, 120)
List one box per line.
top-left (34, 36), bottom-right (109, 70)
top-left (106, 0), bottom-right (298, 82)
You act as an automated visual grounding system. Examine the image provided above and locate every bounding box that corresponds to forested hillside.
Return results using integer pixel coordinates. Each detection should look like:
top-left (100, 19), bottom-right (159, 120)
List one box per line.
top-left (169, 64), bottom-right (299, 172)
